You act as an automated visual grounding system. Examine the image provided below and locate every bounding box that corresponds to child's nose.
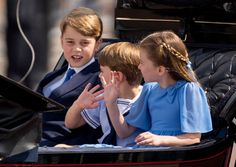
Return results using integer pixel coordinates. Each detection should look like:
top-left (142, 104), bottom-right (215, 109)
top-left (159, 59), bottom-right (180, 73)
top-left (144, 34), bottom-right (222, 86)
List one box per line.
top-left (74, 47), bottom-right (82, 52)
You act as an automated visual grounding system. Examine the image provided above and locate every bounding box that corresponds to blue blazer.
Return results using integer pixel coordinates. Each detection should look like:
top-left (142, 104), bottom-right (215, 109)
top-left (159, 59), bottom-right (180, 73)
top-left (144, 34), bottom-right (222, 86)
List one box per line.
top-left (36, 60), bottom-right (102, 146)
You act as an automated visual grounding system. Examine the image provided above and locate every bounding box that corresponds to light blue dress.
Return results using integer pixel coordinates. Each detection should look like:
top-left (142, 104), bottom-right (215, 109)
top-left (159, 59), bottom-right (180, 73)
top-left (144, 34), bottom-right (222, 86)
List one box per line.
top-left (126, 80), bottom-right (213, 137)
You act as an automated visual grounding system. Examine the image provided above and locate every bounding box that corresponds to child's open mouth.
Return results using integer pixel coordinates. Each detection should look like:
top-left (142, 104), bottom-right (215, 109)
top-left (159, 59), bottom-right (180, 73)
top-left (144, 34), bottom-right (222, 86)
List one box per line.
top-left (72, 55), bottom-right (83, 61)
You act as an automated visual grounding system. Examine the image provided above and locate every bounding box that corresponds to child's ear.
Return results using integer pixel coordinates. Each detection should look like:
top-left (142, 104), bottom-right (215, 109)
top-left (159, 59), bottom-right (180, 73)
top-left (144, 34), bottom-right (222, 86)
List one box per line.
top-left (158, 66), bottom-right (167, 74)
top-left (115, 71), bottom-right (125, 82)
top-left (95, 38), bottom-right (102, 52)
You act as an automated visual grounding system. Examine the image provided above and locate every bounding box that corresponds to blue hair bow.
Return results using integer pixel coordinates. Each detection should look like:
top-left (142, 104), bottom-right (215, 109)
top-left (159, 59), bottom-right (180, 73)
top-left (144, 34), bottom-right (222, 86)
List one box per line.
top-left (186, 61), bottom-right (192, 70)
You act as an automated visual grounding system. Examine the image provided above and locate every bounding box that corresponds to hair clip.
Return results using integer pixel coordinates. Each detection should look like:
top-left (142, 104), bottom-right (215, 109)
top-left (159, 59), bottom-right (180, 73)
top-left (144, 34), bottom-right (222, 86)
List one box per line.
top-left (186, 61), bottom-right (192, 70)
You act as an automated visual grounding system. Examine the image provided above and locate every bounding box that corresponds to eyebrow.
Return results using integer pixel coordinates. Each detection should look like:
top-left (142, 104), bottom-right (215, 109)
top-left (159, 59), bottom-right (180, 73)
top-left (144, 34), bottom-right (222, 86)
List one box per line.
top-left (64, 38), bottom-right (74, 40)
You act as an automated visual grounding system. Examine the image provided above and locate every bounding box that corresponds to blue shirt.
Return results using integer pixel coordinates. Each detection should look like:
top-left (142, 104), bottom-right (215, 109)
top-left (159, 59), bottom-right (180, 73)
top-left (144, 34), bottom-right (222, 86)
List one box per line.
top-left (126, 80), bottom-right (213, 136)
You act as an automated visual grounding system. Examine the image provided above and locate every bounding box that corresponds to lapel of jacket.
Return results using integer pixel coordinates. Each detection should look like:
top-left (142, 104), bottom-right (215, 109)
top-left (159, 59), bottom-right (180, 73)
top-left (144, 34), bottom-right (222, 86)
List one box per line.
top-left (36, 65), bottom-right (67, 94)
top-left (49, 61), bottom-right (100, 100)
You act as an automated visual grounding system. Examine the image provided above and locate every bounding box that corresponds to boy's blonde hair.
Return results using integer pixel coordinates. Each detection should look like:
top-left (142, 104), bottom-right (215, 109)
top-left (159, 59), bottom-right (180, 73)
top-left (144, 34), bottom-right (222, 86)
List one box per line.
top-left (98, 42), bottom-right (142, 86)
top-left (140, 31), bottom-right (198, 83)
top-left (60, 7), bottom-right (103, 41)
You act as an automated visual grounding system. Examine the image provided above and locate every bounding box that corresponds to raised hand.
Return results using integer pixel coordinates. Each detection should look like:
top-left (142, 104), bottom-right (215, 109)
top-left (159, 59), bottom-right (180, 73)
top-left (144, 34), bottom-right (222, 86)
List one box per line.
top-left (76, 83), bottom-right (104, 109)
top-left (100, 71), bottom-right (120, 105)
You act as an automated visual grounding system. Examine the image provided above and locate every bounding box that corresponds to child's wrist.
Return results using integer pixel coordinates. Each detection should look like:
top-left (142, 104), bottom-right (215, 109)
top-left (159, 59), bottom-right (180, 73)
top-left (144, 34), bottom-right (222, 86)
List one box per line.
top-left (73, 100), bottom-right (84, 110)
top-left (106, 100), bottom-right (117, 107)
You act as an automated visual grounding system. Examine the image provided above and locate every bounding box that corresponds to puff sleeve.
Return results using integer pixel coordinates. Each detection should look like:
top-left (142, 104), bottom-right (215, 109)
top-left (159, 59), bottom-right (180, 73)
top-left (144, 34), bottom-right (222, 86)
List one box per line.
top-left (125, 83), bottom-right (157, 131)
top-left (180, 82), bottom-right (213, 133)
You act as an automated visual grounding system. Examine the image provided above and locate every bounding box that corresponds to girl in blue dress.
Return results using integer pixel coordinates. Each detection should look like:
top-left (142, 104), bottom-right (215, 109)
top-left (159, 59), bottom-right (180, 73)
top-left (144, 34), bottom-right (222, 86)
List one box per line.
top-left (102, 30), bottom-right (213, 147)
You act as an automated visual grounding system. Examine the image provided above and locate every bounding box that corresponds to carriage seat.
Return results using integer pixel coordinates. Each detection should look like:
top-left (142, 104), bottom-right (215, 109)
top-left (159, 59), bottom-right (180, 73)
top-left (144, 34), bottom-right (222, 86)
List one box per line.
top-left (189, 47), bottom-right (236, 139)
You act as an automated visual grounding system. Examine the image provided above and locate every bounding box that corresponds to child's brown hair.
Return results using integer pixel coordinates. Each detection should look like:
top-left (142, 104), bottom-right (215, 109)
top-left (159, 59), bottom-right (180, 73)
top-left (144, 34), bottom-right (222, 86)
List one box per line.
top-left (98, 42), bottom-right (142, 86)
top-left (140, 31), bottom-right (198, 83)
top-left (60, 7), bottom-right (103, 41)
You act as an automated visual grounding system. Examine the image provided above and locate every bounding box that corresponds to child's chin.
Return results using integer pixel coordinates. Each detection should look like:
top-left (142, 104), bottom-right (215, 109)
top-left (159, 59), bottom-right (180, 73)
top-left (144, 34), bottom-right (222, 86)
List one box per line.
top-left (71, 62), bottom-right (83, 68)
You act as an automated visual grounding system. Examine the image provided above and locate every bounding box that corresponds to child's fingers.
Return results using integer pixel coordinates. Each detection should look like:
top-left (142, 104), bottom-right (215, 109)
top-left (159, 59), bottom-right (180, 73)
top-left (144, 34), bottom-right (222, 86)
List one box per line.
top-left (93, 89), bottom-right (104, 97)
top-left (111, 71), bottom-right (115, 84)
top-left (135, 134), bottom-right (143, 143)
top-left (91, 102), bottom-right (100, 108)
top-left (89, 84), bottom-right (101, 93)
top-left (135, 132), bottom-right (148, 142)
top-left (135, 133), bottom-right (150, 145)
top-left (54, 143), bottom-right (73, 148)
top-left (84, 83), bottom-right (92, 91)
top-left (100, 75), bottom-right (107, 86)
top-left (136, 138), bottom-right (152, 146)
top-left (95, 94), bottom-right (104, 101)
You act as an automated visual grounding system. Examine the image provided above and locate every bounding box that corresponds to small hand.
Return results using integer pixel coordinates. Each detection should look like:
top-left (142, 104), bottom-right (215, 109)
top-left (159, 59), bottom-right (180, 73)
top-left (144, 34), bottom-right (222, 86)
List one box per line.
top-left (76, 83), bottom-right (104, 109)
top-left (100, 71), bottom-right (120, 104)
top-left (135, 132), bottom-right (162, 146)
top-left (54, 144), bottom-right (73, 148)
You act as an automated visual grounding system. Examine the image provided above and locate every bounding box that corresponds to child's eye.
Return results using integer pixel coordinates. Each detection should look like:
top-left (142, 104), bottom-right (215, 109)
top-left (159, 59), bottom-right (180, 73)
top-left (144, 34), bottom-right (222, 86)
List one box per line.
top-left (66, 41), bottom-right (74, 44)
top-left (81, 41), bottom-right (89, 46)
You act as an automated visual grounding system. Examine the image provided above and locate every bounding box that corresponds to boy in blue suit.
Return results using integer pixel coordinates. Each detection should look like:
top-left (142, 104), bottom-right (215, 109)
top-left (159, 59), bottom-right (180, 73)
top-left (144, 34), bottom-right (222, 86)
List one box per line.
top-left (36, 7), bottom-right (103, 147)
